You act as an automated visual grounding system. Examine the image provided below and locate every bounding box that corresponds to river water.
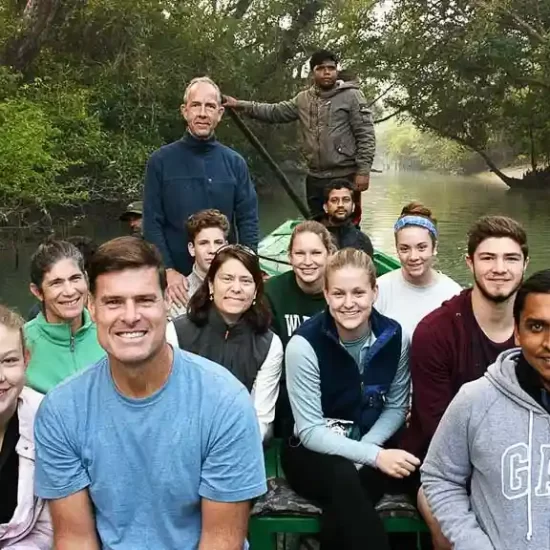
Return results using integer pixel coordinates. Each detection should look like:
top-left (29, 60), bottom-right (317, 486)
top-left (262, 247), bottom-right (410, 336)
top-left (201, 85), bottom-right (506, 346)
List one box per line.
top-left (1, 170), bottom-right (549, 315)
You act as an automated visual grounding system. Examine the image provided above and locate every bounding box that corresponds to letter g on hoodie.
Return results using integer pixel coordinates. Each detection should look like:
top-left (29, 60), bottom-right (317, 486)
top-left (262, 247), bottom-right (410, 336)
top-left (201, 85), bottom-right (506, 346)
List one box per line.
top-left (421, 349), bottom-right (550, 550)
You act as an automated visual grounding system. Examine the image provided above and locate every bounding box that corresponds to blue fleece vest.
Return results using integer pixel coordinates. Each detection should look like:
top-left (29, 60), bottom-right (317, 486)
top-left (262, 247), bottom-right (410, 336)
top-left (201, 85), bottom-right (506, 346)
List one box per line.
top-left (295, 308), bottom-right (402, 436)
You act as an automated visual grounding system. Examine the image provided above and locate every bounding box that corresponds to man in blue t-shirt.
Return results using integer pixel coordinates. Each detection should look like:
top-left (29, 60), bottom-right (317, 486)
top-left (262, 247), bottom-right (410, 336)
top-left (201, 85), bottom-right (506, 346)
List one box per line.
top-left (34, 236), bottom-right (267, 549)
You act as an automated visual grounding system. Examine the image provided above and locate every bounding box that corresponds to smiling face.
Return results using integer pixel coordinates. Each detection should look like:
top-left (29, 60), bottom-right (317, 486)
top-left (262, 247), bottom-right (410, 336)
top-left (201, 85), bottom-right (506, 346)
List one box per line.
top-left (396, 226), bottom-right (436, 282)
top-left (324, 187), bottom-right (354, 223)
top-left (515, 292), bottom-right (550, 390)
top-left (324, 266), bottom-right (378, 341)
top-left (30, 258), bottom-right (88, 324)
top-left (467, 237), bottom-right (527, 303)
top-left (189, 226), bottom-right (227, 277)
top-left (0, 324), bottom-right (26, 419)
top-left (88, 267), bottom-right (168, 367)
top-left (209, 258), bottom-right (256, 324)
top-left (181, 82), bottom-right (224, 139)
top-left (290, 232), bottom-right (329, 288)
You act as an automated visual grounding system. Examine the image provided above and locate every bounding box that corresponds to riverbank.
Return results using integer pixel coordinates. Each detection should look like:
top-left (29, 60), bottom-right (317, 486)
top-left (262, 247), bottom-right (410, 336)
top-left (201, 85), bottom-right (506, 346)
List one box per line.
top-left (473, 164), bottom-right (550, 190)
top-left (473, 165), bottom-right (530, 186)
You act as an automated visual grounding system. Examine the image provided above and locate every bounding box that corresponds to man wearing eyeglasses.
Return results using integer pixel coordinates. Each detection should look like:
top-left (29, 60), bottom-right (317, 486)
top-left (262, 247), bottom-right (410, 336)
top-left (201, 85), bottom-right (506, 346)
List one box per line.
top-left (143, 77), bottom-right (259, 313)
top-left (224, 49), bottom-right (376, 226)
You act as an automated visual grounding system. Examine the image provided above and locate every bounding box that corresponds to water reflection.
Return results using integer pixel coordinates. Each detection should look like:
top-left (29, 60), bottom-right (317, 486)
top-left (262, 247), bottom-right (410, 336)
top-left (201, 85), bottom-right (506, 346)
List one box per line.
top-left (361, 172), bottom-right (550, 286)
top-left (1, 170), bottom-right (549, 313)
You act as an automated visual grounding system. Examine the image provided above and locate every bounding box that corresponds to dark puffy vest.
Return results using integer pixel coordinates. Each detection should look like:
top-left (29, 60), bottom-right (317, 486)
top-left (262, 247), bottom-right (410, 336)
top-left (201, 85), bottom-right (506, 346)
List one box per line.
top-left (173, 308), bottom-right (272, 392)
top-left (295, 308), bottom-right (402, 435)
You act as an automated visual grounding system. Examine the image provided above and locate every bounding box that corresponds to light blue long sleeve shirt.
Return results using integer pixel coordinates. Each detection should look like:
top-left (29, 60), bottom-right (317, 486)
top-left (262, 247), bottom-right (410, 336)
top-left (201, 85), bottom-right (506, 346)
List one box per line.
top-left (285, 331), bottom-right (410, 467)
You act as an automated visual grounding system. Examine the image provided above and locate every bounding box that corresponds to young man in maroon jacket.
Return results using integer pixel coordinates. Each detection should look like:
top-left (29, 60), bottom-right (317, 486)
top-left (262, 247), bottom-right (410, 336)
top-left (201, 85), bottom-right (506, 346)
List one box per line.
top-left (402, 215), bottom-right (529, 550)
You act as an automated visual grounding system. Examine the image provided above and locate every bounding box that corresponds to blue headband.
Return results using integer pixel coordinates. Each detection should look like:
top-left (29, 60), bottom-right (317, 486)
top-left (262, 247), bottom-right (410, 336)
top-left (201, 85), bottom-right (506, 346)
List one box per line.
top-left (394, 215), bottom-right (438, 237)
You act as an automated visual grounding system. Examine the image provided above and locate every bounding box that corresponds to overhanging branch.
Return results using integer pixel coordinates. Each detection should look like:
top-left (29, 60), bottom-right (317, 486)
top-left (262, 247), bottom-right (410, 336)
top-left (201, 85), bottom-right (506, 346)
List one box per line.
top-left (419, 117), bottom-right (521, 187)
top-left (374, 106), bottom-right (409, 124)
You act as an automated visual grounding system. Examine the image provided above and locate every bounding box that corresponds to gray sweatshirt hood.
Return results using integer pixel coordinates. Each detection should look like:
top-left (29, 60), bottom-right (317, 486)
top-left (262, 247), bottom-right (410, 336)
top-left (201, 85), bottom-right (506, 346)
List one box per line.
top-left (486, 348), bottom-right (546, 414)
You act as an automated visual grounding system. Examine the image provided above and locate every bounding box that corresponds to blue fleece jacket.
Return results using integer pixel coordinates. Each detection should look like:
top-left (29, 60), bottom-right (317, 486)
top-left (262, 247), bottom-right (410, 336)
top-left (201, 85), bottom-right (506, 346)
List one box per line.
top-left (143, 132), bottom-right (259, 275)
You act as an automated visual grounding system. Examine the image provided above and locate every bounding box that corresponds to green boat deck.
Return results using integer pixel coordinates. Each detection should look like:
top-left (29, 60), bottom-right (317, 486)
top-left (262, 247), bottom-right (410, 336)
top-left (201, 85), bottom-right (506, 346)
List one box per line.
top-left (258, 219), bottom-right (400, 278)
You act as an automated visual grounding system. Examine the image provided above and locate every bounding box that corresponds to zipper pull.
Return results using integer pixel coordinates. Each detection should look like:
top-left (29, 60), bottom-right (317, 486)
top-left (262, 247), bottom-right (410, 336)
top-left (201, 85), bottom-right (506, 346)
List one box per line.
top-left (224, 329), bottom-right (229, 340)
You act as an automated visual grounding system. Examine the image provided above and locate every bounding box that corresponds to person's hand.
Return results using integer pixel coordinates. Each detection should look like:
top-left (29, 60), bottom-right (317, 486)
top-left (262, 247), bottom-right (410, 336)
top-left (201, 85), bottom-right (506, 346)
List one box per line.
top-left (375, 449), bottom-right (420, 479)
top-left (354, 173), bottom-right (370, 192)
top-left (166, 268), bottom-right (189, 309)
top-left (222, 95), bottom-right (238, 108)
top-left (432, 534), bottom-right (453, 550)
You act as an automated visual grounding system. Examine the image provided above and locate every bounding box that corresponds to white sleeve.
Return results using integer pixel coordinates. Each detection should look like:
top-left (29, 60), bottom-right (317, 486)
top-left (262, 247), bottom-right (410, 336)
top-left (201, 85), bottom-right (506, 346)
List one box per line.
top-left (374, 276), bottom-right (389, 315)
top-left (250, 334), bottom-right (283, 442)
top-left (165, 321), bottom-right (179, 348)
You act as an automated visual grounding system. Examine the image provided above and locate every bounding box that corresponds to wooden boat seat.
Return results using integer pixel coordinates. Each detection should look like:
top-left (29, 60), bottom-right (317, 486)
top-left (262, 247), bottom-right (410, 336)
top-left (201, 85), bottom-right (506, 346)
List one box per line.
top-left (249, 440), bottom-right (428, 550)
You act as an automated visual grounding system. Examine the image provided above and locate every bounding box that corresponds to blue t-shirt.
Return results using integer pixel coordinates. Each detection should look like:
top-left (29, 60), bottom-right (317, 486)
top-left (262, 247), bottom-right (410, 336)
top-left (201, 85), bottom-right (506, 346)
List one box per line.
top-left (34, 348), bottom-right (267, 549)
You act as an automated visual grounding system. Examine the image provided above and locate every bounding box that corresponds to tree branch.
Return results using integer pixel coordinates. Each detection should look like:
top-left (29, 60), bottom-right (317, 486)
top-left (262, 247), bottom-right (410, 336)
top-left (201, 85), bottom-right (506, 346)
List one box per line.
top-left (232, 0), bottom-right (253, 19)
top-left (1, 0), bottom-right (87, 73)
top-left (506, 73), bottom-right (550, 91)
top-left (374, 107), bottom-right (409, 124)
top-left (258, 0), bottom-right (324, 83)
top-left (419, 117), bottom-right (522, 187)
top-left (475, 0), bottom-right (548, 44)
top-left (367, 82), bottom-right (397, 109)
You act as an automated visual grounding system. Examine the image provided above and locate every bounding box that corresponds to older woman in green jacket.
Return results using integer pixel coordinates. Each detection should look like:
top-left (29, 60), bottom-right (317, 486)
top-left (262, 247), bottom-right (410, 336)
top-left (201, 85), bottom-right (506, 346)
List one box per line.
top-left (24, 239), bottom-right (104, 394)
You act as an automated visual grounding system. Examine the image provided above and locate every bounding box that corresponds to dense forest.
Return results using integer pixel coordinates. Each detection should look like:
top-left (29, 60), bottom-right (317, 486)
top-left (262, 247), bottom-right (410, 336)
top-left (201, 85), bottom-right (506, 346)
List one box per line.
top-left (0, 0), bottom-right (548, 223)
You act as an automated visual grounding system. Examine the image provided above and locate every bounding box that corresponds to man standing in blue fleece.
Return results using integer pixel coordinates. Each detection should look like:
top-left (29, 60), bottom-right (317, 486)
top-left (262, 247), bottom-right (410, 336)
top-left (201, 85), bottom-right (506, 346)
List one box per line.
top-left (422, 269), bottom-right (550, 550)
top-left (143, 76), bottom-right (259, 310)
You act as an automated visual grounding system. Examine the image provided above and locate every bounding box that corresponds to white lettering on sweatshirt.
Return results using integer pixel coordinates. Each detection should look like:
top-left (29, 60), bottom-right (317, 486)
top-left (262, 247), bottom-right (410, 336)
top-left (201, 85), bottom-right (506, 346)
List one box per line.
top-left (502, 443), bottom-right (550, 499)
top-left (284, 315), bottom-right (310, 338)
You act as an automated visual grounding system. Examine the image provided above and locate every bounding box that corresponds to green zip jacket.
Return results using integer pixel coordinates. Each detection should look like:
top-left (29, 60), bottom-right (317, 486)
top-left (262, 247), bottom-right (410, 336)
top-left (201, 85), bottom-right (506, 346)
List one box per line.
top-left (24, 310), bottom-right (105, 394)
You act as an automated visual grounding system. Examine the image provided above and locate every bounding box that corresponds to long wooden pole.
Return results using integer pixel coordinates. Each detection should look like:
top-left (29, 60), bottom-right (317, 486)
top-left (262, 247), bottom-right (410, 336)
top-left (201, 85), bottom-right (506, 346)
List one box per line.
top-left (226, 108), bottom-right (310, 219)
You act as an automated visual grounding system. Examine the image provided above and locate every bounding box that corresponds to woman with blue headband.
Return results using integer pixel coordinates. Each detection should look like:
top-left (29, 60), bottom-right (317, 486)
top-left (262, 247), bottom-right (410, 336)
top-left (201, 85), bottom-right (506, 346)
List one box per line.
top-left (375, 202), bottom-right (461, 337)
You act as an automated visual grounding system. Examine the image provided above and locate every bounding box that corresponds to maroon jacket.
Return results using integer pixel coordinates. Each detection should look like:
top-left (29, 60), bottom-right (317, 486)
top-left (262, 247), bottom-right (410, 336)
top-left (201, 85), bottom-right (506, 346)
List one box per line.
top-left (401, 289), bottom-right (513, 460)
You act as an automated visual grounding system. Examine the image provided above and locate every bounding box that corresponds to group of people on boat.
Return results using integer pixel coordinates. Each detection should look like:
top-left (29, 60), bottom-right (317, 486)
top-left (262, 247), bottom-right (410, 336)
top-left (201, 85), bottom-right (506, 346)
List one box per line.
top-left (1, 48), bottom-right (549, 550)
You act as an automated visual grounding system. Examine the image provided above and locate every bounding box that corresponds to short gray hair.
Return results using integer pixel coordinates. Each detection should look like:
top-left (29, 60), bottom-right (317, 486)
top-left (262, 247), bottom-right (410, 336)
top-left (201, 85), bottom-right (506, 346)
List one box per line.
top-left (183, 76), bottom-right (222, 105)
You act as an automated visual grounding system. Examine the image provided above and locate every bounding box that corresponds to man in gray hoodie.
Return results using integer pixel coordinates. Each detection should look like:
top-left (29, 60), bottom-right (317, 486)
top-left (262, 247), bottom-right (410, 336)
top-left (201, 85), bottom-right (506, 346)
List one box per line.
top-left (421, 269), bottom-right (550, 549)
top-left (224, 49), bottom-right (376, 224)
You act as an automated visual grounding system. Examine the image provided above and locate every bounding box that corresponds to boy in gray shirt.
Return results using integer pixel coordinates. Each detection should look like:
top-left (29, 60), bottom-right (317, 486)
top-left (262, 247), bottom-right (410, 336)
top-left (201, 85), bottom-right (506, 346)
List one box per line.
top-left (169, 209), bottom-right (228, 319)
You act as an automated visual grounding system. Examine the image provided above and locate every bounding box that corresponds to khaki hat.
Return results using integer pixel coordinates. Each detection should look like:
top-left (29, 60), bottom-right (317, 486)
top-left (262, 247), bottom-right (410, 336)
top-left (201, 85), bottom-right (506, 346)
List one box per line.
top-left (119, 201), bottom-right (143, 221)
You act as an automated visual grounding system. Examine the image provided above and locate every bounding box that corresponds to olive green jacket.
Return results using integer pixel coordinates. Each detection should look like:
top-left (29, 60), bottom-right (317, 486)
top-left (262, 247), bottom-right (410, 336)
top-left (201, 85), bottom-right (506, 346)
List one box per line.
top-left (236, 83), bottom-right (375, 178)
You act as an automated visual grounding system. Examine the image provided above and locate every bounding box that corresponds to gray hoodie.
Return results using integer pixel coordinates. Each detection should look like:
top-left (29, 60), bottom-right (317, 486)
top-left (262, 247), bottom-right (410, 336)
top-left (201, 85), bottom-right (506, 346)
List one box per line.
top-left (421, 348), bottom-right (550, 550)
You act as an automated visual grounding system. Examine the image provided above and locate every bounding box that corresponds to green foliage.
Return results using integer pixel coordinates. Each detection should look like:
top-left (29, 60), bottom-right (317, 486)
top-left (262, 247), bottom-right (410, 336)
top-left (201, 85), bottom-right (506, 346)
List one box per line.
top-left (371, 0), bottom-right (550, 184)
top-left (1, 0), bottom-right (549, 220)
top-left (0, 97), bottom-right (86, 220)
top-left (0, 0), bottom-right (387, 220)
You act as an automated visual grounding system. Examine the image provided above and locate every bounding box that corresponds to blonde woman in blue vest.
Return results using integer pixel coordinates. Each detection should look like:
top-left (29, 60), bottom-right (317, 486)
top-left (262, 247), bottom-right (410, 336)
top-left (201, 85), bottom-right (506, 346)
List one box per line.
top-left (283, 248), bottom-right (420, 550)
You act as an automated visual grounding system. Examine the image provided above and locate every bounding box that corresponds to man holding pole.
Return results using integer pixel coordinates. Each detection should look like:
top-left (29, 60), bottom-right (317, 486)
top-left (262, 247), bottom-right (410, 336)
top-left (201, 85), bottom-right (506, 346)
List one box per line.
top-left (224, 49), bottom-right (376, 225)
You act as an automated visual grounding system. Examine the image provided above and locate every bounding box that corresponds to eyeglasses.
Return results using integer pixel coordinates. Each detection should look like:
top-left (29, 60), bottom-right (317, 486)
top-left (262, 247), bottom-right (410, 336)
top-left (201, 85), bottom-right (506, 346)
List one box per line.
top-left (215, 243), bottom-right (257, 258)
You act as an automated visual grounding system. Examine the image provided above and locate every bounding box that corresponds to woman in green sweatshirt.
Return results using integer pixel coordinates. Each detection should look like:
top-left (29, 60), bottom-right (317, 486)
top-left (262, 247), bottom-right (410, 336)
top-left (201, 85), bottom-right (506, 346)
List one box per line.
top-left (24, 240), bottom-right (105, 394)
top-left (265, 220), bottom-right (335, 437)
top-left (265, 220), bottom-right (336, 347)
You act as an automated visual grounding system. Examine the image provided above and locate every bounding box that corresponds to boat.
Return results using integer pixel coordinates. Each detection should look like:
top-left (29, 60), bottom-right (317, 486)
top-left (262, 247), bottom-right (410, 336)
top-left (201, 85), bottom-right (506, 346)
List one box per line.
top-left (228, 110), bottom-right (402, 279)
top-left (258, 219), bottom-right (401, 278)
